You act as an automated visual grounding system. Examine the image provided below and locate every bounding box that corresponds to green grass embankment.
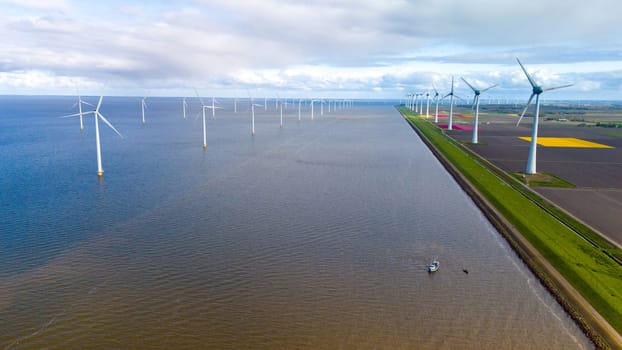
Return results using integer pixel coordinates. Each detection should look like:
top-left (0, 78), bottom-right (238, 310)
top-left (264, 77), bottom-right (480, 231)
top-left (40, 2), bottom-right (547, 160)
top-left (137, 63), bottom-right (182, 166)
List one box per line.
top-left (398, 107), bottom-right (622, 349)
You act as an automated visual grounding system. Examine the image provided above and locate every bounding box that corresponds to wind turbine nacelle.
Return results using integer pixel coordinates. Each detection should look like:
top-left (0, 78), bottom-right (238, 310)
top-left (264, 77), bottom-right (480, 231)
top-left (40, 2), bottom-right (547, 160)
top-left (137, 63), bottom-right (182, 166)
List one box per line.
top-left (533, 86), bottom-right (543, 94)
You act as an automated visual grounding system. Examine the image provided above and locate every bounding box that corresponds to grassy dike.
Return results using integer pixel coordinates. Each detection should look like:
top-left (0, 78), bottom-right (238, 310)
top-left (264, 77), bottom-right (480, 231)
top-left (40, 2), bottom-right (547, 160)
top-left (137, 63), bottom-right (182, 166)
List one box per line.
top-left (398, 107), bottom-right (622, 349)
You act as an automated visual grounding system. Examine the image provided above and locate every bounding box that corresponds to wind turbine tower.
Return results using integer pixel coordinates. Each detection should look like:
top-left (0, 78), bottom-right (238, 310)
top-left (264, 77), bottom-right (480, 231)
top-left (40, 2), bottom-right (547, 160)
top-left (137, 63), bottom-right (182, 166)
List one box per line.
top-left (443, 77), bottom-right (458, 130)
top-left (515, 58), bottom-right (572, 174)
top-left (461, 77), bottom-right (496, 144)
top-left (182, 97), bottom-right (188, 119)
top-left (425, 91), bottom-right (430, 118)
top-left (141, 97), bottom-right (147, 124)
top-left (433, 87), bottom-right (440, 123)
top-left (70, 94), bottom-right (93, 131)
top-left (62, 96), bottom-right (123, 177)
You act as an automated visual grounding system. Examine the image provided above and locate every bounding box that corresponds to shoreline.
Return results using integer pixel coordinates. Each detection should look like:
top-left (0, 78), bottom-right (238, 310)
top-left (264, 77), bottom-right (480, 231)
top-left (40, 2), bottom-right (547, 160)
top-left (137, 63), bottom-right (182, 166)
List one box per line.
top-left (400, 110), bottom-right (622, 350)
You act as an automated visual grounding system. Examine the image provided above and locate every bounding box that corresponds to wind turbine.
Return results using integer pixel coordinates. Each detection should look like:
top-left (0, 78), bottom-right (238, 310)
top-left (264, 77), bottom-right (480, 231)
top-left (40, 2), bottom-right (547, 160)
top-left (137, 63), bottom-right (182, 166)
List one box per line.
top-left (461, 77), bottom-right (497, 144)
top-left (515, 58), bottom-right (572, 175)
top-left (141, 97), bottom-right (147, 124)
top-left (280, 100), bottom-right (283, 128)
top-left (194, 89), bottom-right (213, 149)
top-left (443, 77), bottom-right (459, 130)
top-left (433, 87), bottom-right (440, 123)
top-left (70, 94), bottom-right (93, 131)
top-left (425, 91), bottom-right (430, 118)
top-left (415, 93), bottom-right (419, 113)
top-left (310, 99), bottom-right (316, 120)
top-left (210, 96), bottom-right (222, 118)
top-left (62, 96), bottom-right (122, 177)
top-left (298, 98), bottom-right (302, 121)
top-left (251, 100), bottom-right (262, 135)
top-left (182, 97), bottom-right (188, 119)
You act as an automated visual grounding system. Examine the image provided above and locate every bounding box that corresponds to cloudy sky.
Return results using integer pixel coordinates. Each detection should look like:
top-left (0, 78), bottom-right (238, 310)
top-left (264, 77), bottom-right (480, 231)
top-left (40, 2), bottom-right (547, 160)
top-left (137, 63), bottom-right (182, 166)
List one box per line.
top-left (1, 0), bottom-right (622, 99)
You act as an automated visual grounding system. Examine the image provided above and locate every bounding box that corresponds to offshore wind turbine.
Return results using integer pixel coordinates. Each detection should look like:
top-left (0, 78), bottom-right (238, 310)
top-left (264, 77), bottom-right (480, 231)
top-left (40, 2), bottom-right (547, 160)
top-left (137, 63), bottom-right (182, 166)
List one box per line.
top-left (182, 97), bottom-right (188, 119)
top-left (62, 96), bottom-right (123, 177)
top-left (210, 96), bottom-right (222, 118)
top-left (515, 58), bottom-right (572, 175)
top-left (298, 98), bottom-right (302, 121)
top-left (310, 99), bottom-right (316, 120)
top-left (141, 97), bottom-right (147, 124)
top-left (70, 94), bottom-right (93, 131)
top-left (251, 101), bottom-right (262, 135)
top-left (461, 77), bottom-right (497, 144)
top-left (194, 89), bottom-right (212, 149)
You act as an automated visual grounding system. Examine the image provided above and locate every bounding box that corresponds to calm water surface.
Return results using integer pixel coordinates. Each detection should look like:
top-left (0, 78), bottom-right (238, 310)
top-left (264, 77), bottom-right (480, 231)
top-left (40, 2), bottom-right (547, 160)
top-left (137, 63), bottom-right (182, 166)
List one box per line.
top-left (0, 96), bottom-right (592, 349)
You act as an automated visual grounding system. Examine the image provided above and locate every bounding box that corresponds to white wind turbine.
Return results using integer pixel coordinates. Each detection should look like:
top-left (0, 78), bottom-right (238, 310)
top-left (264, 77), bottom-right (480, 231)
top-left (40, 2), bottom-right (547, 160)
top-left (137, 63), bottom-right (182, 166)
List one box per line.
top-left (62, 96), bottom-right (123, 177)
top-left (443, 77), bottom-right (459, 130)
top-left (141, 97), bottom-right (147, 124)
top-left (415, 93), bottom-right (419, 113)
top-left (425, 91), bottom-right (430, 118)
top-left (298, 98), bottom-right (302, 121)
top-left (210, 96), bottom-right (223, 118)
top-left (310, 99), bottom-right (317, 120)
top-left (194, 89), bottom-right (217, 149)
top-left (515, 58), bottom-right (572, 175)
top-left (279, 100), bottom-right (283, 128)
top-left (70, 94), bottom-right (93, 131)
top-left (461, 77), bottom-right (497, 144)
top-left (251, 100), bottom-right (262, 135)
top-left (182, 97), bottom-right (188, 119)
top-left (433, 87), bottom-right (440, 123)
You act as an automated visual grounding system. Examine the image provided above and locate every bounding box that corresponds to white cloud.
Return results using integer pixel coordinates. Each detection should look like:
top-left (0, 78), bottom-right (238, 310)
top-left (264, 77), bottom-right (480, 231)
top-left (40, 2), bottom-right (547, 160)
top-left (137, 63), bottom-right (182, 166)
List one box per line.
top-left (0, 0), bottom-right (621, 98)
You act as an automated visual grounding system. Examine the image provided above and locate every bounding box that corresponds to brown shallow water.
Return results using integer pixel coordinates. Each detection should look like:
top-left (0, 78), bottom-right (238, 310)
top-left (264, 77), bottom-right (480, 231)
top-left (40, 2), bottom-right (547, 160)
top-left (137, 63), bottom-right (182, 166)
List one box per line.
top-left (0, 99), bottom-right (593, 349)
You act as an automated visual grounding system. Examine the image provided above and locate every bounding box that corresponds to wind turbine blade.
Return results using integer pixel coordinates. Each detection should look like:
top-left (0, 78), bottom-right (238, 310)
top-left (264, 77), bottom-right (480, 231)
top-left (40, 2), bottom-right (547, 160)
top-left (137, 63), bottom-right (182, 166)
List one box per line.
top-left (60, 111), bottom-right (94, 118)
top-left (70, 102), bottom-right (78, 109)
top-left (95, 96), bottom-right (103, 113)
top-left (471, 96), bottom-right (477, 109)
top-left (443, 93), bottom-right (451, 99)
top-left (516, 58), bottom-right (538, 88)
top-left (516, 93), bottom-right (535, 126)
top-left (460, 77), bottom-right (477, 92)
top-left (82, 101), bottom-right (94, 107)
top-left (481, 84), bottom-right (497, 93)
top-left (97, 112), bottom-right (123, 138)
top-left (543, 84), bottom-right (573, 92)
top-left (193, 88), bottom-right (205, 106)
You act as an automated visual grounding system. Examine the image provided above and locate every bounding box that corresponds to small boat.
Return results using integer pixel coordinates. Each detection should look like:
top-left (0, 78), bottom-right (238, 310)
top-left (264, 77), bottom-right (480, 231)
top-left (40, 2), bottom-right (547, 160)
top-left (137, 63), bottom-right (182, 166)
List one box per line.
top-left (428, 259), bottom-right (440, 273)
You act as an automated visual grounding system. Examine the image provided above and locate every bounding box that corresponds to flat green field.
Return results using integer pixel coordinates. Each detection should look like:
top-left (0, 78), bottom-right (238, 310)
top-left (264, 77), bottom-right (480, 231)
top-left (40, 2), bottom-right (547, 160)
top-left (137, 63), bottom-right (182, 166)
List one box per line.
top-left (399, 107), bottom-right (622, 347)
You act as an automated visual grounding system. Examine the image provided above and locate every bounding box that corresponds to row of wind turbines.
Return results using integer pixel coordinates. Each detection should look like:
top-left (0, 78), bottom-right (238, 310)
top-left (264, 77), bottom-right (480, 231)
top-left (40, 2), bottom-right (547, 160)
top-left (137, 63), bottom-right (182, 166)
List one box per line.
top-left (406, 58), bottom-right (572, 175)
top-left (62, 92), bottom-right (355, 177)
